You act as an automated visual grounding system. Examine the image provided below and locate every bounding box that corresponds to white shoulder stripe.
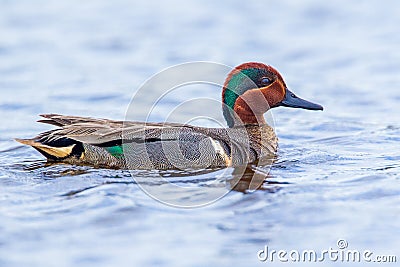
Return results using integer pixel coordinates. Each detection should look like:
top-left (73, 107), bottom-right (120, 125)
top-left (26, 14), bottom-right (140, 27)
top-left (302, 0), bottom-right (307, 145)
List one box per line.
top-left (208, 137), bottom-right (232, 166)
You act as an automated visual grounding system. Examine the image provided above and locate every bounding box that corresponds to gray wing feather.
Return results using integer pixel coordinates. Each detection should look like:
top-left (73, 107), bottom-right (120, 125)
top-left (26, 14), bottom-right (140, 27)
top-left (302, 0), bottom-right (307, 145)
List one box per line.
top-left (37, 114), bottom-right (204, 145)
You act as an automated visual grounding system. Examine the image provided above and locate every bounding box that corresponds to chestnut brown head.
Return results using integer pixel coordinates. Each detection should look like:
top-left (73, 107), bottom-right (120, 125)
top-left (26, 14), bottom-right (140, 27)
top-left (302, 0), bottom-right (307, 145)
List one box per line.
top-left (222, 62), bottom-right (323, 127)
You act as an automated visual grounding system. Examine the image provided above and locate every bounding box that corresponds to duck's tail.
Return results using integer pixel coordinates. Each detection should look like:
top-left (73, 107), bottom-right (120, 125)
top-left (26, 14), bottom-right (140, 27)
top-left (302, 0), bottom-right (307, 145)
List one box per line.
top-left (15, 114), bottom-right (92, 161)
top-left (15, 136), bottom-right (84, 161)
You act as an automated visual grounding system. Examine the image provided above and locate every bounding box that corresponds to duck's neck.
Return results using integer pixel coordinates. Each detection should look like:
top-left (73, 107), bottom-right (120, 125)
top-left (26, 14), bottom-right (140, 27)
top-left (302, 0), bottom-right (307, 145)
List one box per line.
top-left (232, 97), bottom-right (267, 126)
top-left (223, 106), bottom-right (266, 128)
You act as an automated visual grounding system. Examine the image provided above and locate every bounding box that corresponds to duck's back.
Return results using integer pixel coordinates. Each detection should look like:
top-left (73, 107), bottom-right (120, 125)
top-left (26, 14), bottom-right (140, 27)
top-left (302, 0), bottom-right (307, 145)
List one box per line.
top-left (16, 114), bottom-right (277, 169)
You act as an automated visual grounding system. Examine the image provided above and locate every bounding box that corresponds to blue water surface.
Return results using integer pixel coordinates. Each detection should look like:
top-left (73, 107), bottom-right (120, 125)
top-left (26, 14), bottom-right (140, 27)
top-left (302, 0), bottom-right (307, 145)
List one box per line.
top-left (0, 0), bottom-right (399, 266)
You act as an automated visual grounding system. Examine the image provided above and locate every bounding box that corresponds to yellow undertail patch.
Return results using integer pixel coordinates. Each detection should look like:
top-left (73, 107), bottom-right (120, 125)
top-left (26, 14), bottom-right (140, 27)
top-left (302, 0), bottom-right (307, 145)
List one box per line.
top-left (15, 138), bottom-right (75, 158)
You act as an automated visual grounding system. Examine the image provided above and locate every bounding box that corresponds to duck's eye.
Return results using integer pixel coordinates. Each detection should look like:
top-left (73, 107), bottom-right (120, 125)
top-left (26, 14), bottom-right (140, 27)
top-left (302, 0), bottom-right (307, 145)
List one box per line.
top-left (260, 77), bottom-right (272, 85)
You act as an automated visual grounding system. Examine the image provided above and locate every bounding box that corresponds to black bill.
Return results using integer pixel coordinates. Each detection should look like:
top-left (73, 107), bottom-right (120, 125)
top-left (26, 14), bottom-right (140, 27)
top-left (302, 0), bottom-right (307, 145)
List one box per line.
top-left (279, 88), bottom-right (323, 111)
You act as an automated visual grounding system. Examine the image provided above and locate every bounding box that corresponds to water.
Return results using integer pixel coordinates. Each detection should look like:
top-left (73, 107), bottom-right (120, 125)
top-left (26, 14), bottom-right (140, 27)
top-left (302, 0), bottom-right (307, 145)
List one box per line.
top-left (0, 0), bottom-right (399, 266)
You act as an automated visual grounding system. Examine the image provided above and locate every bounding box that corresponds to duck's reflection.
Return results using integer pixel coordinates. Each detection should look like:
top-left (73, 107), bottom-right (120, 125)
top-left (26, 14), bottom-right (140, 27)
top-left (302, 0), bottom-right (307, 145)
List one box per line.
top-left (19, 159), bottom-right (280, 195)
top-left (157, 157), bottom-right (278, 193)
top-left (228, 165), bottom-right (273, 192)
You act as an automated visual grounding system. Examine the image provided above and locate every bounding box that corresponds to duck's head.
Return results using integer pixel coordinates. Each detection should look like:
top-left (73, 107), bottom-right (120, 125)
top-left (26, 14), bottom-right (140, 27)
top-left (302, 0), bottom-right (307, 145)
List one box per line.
top-left (222, 62), bottom-right (323, 127)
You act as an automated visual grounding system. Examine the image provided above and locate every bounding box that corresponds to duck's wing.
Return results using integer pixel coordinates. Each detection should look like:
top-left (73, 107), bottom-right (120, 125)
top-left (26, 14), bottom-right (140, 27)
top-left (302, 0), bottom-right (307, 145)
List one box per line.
top-left (37, 114), bottom-right (119, 127)
top-left (36, 114), bottom-right (199, 145)
top-left (17, 114), bottom-right (234, 167)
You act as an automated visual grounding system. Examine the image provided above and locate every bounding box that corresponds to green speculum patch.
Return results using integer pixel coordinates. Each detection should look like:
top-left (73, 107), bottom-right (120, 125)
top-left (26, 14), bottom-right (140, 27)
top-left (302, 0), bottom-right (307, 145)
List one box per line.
top-left (105, 145), bottom-right (124, 159)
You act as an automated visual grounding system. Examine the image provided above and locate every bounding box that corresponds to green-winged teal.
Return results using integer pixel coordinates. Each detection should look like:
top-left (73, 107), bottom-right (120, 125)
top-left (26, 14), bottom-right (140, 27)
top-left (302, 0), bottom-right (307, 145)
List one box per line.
top-left (16, 62), bottom-right (323, 169)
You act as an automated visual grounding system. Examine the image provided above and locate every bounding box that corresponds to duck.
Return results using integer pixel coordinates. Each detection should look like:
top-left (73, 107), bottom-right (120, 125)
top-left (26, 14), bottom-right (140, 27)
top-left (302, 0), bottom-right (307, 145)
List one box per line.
top-left (16, 62), bottom-right (323, 170)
